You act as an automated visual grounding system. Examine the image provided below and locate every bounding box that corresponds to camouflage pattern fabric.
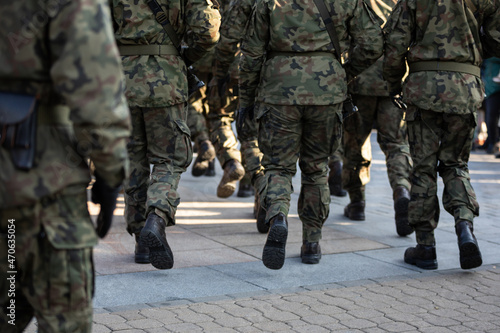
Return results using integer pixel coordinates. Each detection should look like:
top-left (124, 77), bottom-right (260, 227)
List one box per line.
top-left (209, 0), bottom-right (262, 182)
top-left (0, 1), bottom-right (130, 329)
top-left (240, 0), bottom-right (383, 241)
top-left (0, 189), bottom-right (94, 332)
top-left (112, 0), bottom-right (220, 228)
top-left (343, 95), bottom-right (412, 202)
top-left (406, 108), bottom-right (479, 245)
top-left (257, 104), bottom-right (343, 242)
top-left (344, 0), bottom-right (412, 204)
top-left (0, 0), bottom-right (131, 208)
top-left (383, 0), bottom-right (500, 113)
top-left (124, 105), bottom-right (193, 234)
top-left (239, 0), bottom-right (384, 109)
top-left (187, 86), bottom-right (210, 145)
top-left (383, 0), bottom-right (500, 243)
top-left (111, 0), bottom-right (221, 108)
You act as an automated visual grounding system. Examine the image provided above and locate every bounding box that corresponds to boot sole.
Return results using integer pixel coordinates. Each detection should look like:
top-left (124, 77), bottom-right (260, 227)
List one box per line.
top-left (262, 224), bottom-right (287, 270)
top-left (217, 167), bottom-right (245, 198)
top-left (344, 208), bottom-right (365, 221)
top-left (459, 242), bottom-right (482, 269)
top-left (301, 254), bottom-right (321, 264)
top-left (395, 197), bottom-right (413, 236)
top-left (404, 256), bottom-right (438, 270)
top-left (140, 229), bottom-right (174, 270)
top-left (134, 254), bottom-right (150, 264)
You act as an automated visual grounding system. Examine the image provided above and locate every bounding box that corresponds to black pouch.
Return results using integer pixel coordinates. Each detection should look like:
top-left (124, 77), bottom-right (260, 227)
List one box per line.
top-left (0, 92), bottom-right (38, 170)
top-left (342, 94), bottom-right (358, 120)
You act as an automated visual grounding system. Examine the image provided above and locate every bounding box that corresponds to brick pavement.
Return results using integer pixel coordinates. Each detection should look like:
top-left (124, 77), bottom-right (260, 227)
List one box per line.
top-left (88, 265), bottom-right (500, 332)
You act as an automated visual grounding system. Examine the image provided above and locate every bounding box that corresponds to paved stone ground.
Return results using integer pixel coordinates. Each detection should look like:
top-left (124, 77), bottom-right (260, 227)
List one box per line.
top-left (88, 266), bottom-right (500, 333)
top-left (23, 131), bottom-right (500, 332)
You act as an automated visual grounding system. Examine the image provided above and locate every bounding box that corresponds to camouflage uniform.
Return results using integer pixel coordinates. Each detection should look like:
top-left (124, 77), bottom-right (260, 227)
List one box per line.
top-left (111, 0), bottom-right (220, 234)
top-left (383, 0), bottom-right (500, 246)
top-left (342, 0), bottom-right (413, 231)
top-left (209, 0), bottom-right (266, 200)
top-left (0, 0), bottom-right (130, 331)
top-left (239, 0), bottom-right (383, 243)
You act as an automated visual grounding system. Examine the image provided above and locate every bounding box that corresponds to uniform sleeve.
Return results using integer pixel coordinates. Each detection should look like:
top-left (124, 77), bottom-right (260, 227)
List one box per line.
top-left (382, 0), bottom-right (413, 93)
top-left (345, 0), bottom-right (384, 79)
top-left (239, 0), bottom-right (270, 108)
top-left (214, 0), bottom-right (254, 79)
top-left (184, 0), bottom-right (221, 64)
top-left (49, 0), bottom-right (131, 187)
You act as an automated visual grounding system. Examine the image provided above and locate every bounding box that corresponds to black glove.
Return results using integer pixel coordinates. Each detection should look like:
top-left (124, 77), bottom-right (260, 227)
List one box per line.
top-left (390, 91), bottom-right (407, 110)
top-left (91, 173), bottom-right (120, 238)
top-left (236, 105), bottom-right (255, 134)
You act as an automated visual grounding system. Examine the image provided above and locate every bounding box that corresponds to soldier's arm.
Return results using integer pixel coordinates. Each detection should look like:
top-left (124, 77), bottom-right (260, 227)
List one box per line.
top-left (345, 0), bottom-right (384, 79)
top-left (382, 0), bottom-right (413, 94)
top-left (50, 0), bottom-right (131, 188)
top-left (184, 0), bottom-right (221, 65)
top-left (239, 0), bottom-right (269, 108)
top-left (214, 0), bottom-right (255, 79)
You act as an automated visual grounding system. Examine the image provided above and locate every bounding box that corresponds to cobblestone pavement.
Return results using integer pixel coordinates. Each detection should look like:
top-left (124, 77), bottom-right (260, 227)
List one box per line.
top-left (90, 266), bottom-right (500, 333)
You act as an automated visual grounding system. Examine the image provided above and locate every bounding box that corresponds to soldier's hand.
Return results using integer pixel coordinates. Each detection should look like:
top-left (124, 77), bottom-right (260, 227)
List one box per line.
top-left (390, 91), bottom-right (407, 110)
top-left (91, 172), bottom-right (120, 238)
top-left (236, 105), bottom-right (254, 134)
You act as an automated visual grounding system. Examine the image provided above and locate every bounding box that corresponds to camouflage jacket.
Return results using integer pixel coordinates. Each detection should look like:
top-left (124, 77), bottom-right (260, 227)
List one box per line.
top-left (111, 0), bottom-right (221, 107)
top-left (212, 0), bottom-right (256, 81)
top-left (239, 0), bottom-right (384, 107)
top-left (349, 0), bottom-right (397, 97)
top-left (383, 0), bottom-right (500, 114)
top-left (0, 0), bottom-right (131, 246)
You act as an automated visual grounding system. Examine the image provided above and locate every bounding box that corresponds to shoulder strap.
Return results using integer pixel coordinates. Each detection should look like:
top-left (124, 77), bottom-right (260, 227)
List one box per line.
top-left (312, 0), bottom-right (341, 62)
top-left (146, 0), bottom-right (182, 52)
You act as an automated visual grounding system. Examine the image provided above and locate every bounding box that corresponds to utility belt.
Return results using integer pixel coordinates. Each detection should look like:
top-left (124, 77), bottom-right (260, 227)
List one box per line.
top-left (118, 44), bottom-right (179, 56)
top-left (0, 91), bottom-right (70, 171)
top-left (267, 51), bottom-right (336, 60)
top-left (409, 61), bottom-right (481, 77)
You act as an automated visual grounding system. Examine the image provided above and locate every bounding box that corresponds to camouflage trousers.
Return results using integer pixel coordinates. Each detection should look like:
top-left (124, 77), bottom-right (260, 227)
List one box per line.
top-left (0, 193), bottom-right (94, 332)
top-left (237, 107), bottom-right (264, 190)
top-left (206, 97), bottom-right (242, 168)
top-left (257, 103), bottom-right (343, 242)
top-left (187, 88), bottom-right (210, 145)
top-left (406, 108), bottom-right (480, 246)
top-left (343, 95), bottom-right (412, 202)
top-left (124, 104), bottom-right (193, 234)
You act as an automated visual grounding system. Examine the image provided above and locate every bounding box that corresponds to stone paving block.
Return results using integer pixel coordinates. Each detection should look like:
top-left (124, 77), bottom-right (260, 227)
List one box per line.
top-left (292, 325), bottom-right (332, 333)
top-left (93, 313), bottom-right (127, 325)
top-left (92, 324), bottom-right (111, 333)
top-left (128, 318), bottom-right (165, 329)
top-left (163, 322), bottom-right (203, 332)
top-left (415, 312), bottom-right (461, 326)
top-left (145, 327), bottom-right (171, 333)
top-left (210, 312), bottom-right (252, 328)
top-left (187, 302), bottom-right (225, 315)
top-left (105, 322), bottom-right (134, 330)
top-left (378, 321), bottom-right (418, 332)
top-left (252, 321), bottom-right (293, 332)
top-left (300, 313), bottom-right (340, 325)
top-left (170, 307), bottom-right (213, 323)
top-left (112, 310), bottom-right (147, 321)
top-left (340, 318), bottom-right (377, 329)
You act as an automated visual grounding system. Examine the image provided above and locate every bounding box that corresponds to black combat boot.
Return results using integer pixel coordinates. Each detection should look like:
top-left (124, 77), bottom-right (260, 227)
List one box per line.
top-left (192, 140), bottom-right (216, 177)
top-left (237, 173), bottom-right (254, 197)
top-left (205, 159), bottom-right (216, 177)
top-left (344, 201), bottom-right (365, 221)
top-left (134, 233), bottom-right (150, 264)
top-left (328, 161), bottom-right (347, 197)
top-left (140, 213), bottom-right (174, 269)
top-left (217, 159), bottom-right (245, 198)
top-left (262, 213), bottom-right (288, 270)
top-left (455, 220), bottom-right (482, 270)
top-left (404, 244), bottom-right (438, 270)
top-left (301, 240), bottom-right (322, 264)
top-left (393, 186), bottom-right (413, 236)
